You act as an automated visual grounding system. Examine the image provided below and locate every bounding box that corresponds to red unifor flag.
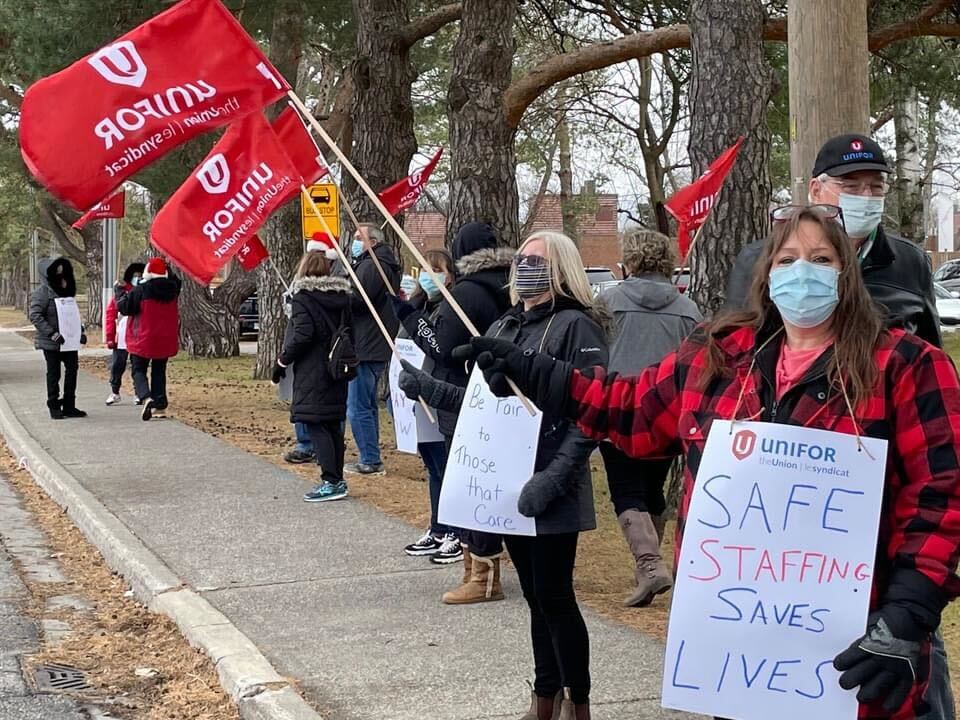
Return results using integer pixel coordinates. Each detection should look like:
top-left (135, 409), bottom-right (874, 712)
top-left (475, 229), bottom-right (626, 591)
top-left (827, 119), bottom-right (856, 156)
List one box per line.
top-left (236, 236), bottom-right (269, 271)
top-left (272, 106), bottom-right (327, 185)
top-left (19, 0), bottom-right (290, 211)
top-left (151, 112), bottom-right (301, 284)
top-left (378, 147), bottom-right (443, 216)
top-left (71, 189), bottom-right (126, 230)
top-left (665, 137), bottom-right (744, 259)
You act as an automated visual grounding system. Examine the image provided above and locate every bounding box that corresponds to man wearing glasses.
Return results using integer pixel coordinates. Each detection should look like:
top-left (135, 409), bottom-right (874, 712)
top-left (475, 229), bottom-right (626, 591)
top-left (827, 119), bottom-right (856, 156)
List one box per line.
top-left (725, 133), bottom-right (941, 347)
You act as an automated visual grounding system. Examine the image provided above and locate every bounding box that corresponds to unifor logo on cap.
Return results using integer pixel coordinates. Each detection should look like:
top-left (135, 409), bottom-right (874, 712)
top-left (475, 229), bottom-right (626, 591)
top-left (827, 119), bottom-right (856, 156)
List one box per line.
top-left (196, 154), bottom-right (230, 195)
top-left (88, 41), bottom-right (147, 88)
top-left (731, 429), bottom-right (757, 461)
top-left (851, 140), bottom-right (864, 152)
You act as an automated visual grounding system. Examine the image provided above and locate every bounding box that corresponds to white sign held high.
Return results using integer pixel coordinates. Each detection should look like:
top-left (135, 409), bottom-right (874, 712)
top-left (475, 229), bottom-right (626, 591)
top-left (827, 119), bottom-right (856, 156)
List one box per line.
top-left (662, 420), bottom-right (887, 720)
top-left (389, 338), bottom-right (442, 454)
top-left (438, 367), bottom-right (542, 536)
top-left (54, 297), bottom-right (82, 352)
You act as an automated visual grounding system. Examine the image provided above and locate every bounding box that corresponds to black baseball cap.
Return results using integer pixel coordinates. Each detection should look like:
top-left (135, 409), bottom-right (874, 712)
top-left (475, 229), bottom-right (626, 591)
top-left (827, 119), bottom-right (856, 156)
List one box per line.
top-left (811, 134), bottom-right (891, 177)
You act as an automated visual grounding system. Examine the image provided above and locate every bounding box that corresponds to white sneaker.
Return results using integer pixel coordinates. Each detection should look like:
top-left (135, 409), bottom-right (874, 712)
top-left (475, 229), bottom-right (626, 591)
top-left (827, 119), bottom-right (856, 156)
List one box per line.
top-left (105, 393), bottom-right (121, 406)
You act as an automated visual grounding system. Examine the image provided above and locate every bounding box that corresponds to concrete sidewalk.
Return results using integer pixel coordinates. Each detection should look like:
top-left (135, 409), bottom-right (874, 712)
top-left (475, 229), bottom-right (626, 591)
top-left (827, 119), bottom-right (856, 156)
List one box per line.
top-left (0, 332), bottom-right (698, 720)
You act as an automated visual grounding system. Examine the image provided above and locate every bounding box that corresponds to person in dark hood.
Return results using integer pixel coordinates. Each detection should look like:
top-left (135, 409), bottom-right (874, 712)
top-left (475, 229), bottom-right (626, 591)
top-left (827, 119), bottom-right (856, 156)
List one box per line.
top-left (598, 229), bottom-right (702, 608)
top-left (104, 262), bottom-right (145, 405)
top-left (115, 257), bottom-right (181, 421)
top-left (390, 221), bottom-right (515, 568)
top-left (344, 222), bottom-right (401, 476)
top-left (399, 230), bottom-right (608, 718)
top-left (29, 257), bottom-right (88, 419)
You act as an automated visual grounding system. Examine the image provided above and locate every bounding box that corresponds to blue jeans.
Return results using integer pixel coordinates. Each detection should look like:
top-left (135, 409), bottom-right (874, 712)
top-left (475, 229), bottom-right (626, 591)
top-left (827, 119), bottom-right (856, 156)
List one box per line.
top-left (419, 441), bottom-right (451, 537)
top-left (347, 361), bottom-right (385, 465)
top-left (294, 422), bottom-right (313, 453)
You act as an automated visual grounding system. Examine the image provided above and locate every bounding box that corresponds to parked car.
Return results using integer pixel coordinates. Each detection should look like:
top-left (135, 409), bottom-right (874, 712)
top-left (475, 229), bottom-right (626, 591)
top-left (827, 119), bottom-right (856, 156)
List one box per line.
top-left (672, 267), bottom-right (690, 293)
top-left (933, 259), bottom-right (960, 294)
top-left (591, 280), bottom-right (622, 298)
top-left (585, 266), bottom-right (618, 286)
top-left (239, 295), bottom-right (259, 336)
top-left (935, 282), bottom-right (960, 325)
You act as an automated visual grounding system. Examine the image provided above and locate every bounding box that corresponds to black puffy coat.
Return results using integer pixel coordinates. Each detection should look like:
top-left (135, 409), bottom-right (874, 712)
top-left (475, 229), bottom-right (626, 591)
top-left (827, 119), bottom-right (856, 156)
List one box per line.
top-left (279, 276), bottom-right (354, 424)
top-left (350, 243), bottom-right (400, 363)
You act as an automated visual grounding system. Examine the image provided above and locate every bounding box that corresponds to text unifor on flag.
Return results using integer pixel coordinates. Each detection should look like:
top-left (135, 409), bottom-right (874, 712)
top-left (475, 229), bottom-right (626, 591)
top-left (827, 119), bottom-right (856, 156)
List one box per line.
top-left (18, 0), bottom-right (289, 211)
top-left (151, 111), bottom-right (301, 285)
top-left (71, 189), bottom-right (126, 230)
top-left (665, 137), bottom-right (744, 259)
top-left (378, 147), bottom-right (443, 216)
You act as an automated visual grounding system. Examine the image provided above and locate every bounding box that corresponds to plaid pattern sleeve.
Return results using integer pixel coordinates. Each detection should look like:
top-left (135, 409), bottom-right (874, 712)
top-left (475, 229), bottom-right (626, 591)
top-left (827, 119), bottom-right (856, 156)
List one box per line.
top-left (889, 341), bottom-right (960, 598)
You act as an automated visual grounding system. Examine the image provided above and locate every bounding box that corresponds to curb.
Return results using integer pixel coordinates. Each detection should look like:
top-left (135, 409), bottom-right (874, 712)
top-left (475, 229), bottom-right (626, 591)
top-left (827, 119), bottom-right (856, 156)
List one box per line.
top-left (0, 388), bottom-right (323, 720)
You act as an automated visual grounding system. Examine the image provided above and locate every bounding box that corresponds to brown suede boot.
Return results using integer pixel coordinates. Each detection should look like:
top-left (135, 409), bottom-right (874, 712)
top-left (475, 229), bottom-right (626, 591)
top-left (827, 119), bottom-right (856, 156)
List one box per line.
top-left (619, 510), bottom-right (672, 607)
top-left (519, 687), bottom-right (562, 720)
top-left (459, 545), bottom-right (472, 585)
top-left (441, 553), bottom-right (504, 604)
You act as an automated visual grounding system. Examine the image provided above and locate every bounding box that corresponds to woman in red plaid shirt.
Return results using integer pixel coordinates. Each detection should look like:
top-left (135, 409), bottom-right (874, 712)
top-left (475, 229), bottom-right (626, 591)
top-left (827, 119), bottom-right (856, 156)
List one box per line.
top-left (461, 206), bottom-right (960, 720)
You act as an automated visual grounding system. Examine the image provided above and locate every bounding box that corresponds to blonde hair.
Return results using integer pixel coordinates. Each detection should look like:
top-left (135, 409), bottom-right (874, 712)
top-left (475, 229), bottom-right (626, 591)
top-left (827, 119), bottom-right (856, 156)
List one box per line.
top-left (621, 228), bottom-right (676, 277)
top-left (509, 231), bottom-right (595, 309)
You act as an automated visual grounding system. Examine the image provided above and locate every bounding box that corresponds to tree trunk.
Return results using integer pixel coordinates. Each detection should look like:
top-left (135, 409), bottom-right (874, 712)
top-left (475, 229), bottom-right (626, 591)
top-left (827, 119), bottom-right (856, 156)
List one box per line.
top-left (254, 0), bottom-right (307, 379)
top-left (177, 263), bottom-right (257, 358)
top-left (788, 0), bottom-right (869, 199)
top-left (343, 0), bottom-right (418, 260)
top-left (894, 86), bottom-right (924, 240)
top-left (687, 0), bottom-right (771, 315)
top-left (83, 235), bottom-right (103, 328)
top-left (447, 0), bottom-right (520, 246)
top-left (557, 111), bottom-right (577, 242)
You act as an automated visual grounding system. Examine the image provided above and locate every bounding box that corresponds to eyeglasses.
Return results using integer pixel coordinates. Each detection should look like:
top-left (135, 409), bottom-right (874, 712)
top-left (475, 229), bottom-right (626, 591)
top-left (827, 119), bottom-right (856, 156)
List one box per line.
top-left (770, 204), bottom-right (846, 231)
top-left (514, 253), bottom-right (548, 268)
top-left (823, 178), bottom-right (887, 197)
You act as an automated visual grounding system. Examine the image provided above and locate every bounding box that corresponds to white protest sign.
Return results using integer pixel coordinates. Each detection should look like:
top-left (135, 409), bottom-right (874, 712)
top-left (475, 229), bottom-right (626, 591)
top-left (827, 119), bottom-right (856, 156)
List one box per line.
top-left (276, 364), bottom-right (294, 402)
top-left (662, 420), bottom-right (887, 720)
top-left (116, 315), bottom-right (129, 351)
top-left (438, 367), bottom-right (542, 536)
top-left (389, 338), bottom-right (442, 453)
top-left (54, 297), bottom-right (82, 351)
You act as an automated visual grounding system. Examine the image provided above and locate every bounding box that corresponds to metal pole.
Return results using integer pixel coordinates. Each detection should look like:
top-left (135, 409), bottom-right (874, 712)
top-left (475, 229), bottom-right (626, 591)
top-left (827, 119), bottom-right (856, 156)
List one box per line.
top-left (29, 229), bottom-right (39, 292)
top-left (101, 219), bottom-right (118, 331)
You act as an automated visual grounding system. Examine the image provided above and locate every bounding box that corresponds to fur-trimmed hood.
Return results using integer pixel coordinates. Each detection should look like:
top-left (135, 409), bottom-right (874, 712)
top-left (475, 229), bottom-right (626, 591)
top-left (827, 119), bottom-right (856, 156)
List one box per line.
top-left (42, 257), bottom-right (77, 298)
top-left (289, 275), bottom-right (352, 296)
top-left (456, 247), bottom-right (515, 277)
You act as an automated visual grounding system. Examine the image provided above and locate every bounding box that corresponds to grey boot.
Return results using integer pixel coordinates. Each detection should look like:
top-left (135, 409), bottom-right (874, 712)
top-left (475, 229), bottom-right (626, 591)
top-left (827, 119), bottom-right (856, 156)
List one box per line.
top-left (519, 686), bottom-right (562, 720)
top-left (618, 510), bottom-right (672, 607)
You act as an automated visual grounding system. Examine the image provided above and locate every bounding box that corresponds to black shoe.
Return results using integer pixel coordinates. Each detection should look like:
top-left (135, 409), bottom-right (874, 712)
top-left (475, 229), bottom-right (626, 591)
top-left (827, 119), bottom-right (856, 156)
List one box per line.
top-left (60, 400), bottom-right (87, 418)
top-left (343, 462), bottom-right (386, 476)
top-left (47, 399), bottom-right (64, 420)
top-left (141, 399), bottom-right (154, 421)
top-left (284, 448), bottom-right (316, 464)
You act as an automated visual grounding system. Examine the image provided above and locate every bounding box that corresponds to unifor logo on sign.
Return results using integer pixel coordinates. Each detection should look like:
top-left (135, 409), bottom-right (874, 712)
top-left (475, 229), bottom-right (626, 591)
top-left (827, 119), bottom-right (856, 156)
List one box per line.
top-left (88, 41), bottom-right (147, 88)
top-left (731, 429), bottom-right (757, 461)
top-left (196, 154), bottom-right (231, 195)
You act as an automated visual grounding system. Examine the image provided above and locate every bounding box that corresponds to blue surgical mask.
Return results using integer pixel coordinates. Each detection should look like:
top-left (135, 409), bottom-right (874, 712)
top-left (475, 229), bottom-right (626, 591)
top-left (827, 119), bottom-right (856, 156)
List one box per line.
top-left (837, 193), bottom-right (884, 239)
top-left (769, 260), bottom-right (840, 328)
top-left (418, 271), bottom-right (444, 298)
top-left (351, 240), bottom-right (364, 258)
top-left (132, 277), bottom-right (141, 286)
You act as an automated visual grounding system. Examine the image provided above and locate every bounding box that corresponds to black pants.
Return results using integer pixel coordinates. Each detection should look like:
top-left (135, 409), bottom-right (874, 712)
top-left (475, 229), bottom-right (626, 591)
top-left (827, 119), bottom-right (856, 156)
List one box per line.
top-left (505, 533), bottom-right (590, 704)
top-left (109, 349), bottom-right (129, 393)
top-left (444, 433), bottom-right (502, 557)
top-left (599, 443), bottom-right (672, 516)
top-left (305, 420), bottom-right (345, 484)
top-left (42, 350), bottom-right (78, 403)
top-left (130, 355), bottom-right (168, 408)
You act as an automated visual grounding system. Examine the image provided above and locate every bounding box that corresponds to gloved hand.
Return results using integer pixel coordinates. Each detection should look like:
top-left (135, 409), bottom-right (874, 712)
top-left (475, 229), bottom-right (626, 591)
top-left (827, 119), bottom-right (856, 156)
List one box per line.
top-left (80, 333), bottom-right (87, 345)
top-left (389, 294), bottom-right (416, 322)
top-left (399, 359), bottom-right (436, 402)
top-left (107, 341), bottom-right (117, 350)
top-left (51, 332), bottom-right (65, 346)
top-left (271, 361), bottom-right (287, 385)
top-left (518, 471), bottom-right (564, 517)
top-left (452, 337), bottom-right (536, 397)
top-left (833, 611), bottom-right (925, 714)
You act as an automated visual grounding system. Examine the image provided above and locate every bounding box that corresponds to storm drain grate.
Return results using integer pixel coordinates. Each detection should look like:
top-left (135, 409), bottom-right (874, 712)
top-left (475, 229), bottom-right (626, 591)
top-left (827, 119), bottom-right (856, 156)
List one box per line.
top-left (33, 662), bottom-right (93, 692)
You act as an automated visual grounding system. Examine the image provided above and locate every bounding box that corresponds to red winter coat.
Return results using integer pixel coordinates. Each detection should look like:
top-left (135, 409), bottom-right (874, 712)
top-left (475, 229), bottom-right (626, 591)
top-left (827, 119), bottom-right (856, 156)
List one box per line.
top-left (104, 284), bottom-right (132, 348)
top-left (557, 323), bottom-right (960, 720)
top-left (115, 275), bottom-right (181, 359)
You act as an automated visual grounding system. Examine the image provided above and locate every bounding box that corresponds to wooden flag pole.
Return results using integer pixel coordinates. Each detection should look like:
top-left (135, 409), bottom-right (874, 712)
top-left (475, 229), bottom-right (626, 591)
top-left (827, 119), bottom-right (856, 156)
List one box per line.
top-left (288, 91), bottom-right (535, 415)
top-left (301, 185), bottom-right (436, 424)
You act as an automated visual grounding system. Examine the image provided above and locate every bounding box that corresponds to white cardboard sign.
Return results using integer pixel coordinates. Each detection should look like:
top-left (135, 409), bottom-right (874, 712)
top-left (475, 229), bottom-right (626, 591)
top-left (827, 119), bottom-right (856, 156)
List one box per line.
top-left (54, 297), bottom-right (82, 351)
top-left (662, 420), bottom-right (887, 720)
top-left (389, 338), bottom-right (442, 454)
top-left (116, 315), bottom-right (129, 351)
top-left (438, 367), bottom-right (542, 536)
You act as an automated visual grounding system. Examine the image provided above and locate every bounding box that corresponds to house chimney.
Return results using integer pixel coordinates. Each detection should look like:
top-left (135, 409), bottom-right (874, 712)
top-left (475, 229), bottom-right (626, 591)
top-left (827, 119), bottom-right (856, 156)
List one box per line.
top-left (582, 180), bottom-right (596, 196)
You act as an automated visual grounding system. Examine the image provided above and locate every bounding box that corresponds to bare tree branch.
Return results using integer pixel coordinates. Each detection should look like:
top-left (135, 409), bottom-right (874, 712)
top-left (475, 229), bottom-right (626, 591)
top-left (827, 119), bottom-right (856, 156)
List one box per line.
top-left (396, 3), bottom-right (462, 49)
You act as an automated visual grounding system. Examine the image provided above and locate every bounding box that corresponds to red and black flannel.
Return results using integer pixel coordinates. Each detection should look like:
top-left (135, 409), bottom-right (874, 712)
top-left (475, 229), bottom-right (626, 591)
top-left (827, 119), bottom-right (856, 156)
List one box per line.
top-left (567, 325), bottom-right (960, 720)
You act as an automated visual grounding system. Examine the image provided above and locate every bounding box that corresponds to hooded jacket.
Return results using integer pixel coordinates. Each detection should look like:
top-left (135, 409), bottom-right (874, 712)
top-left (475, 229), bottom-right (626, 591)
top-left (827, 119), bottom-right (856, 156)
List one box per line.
top-left (401, 223), bottom-right (514, 436)
top-left (105, 262), bottom-right (145, 349)
top-left (350, 242), bottom-right (401, 363)
top-left (116, 270), bottom-right (181, 359)
top-left (280, 275), bottom-right (354, 424)
top-left (29, 258), bottom-right (78, 351)
top-left (600, 273), bottom-right (703, 375)
top-left (724, 227), bottom-right (941, 347)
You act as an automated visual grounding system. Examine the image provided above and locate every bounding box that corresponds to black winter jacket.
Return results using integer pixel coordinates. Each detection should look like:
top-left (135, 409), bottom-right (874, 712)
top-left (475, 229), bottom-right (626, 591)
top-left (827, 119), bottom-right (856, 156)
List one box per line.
top-left (280, 276), bottom-right (354, 424)
top-left (29, 258), bottom-right (79, 351)
top-left (401, 247), bottom-right (514, 435)
top-left (350, 243), bottom-right (400, 363)
top-left (725, 226), bottom-right (941, 347)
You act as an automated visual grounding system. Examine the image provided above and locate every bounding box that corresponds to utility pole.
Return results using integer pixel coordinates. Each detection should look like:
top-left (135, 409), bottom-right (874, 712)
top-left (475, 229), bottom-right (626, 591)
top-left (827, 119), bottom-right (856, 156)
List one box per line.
top-left (788, 0), bottom-right (870, 202)
top-left (101, 219), bottom-right (118, 332)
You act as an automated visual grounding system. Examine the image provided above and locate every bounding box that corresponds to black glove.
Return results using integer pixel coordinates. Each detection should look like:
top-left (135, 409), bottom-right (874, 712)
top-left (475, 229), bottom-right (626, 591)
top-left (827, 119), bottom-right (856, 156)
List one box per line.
top-left (80, 333), bottom-right (87, 345)
top-left (399, 360), bottom-right (464, 411)
top-left (517, 471), bottom-right (564, 517)
top-left (833, 611), bottom-right (925, 713)
top-left (51, 332), bottom-right (65, 345)
top-left (389, 294), bottom-right (416, 322)
top-left (453, 336), bottom-right (538, 397)
top-left (271, 361), bottom-right (287, 385)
